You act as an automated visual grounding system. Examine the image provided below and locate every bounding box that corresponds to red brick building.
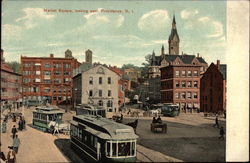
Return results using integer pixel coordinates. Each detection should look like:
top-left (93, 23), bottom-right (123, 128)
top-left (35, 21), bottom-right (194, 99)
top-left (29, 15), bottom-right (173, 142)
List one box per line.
top-left (108, 66), bottom-right (131, 107)
top-left (21, 52), bottom-right (80, 105)
top-left (0, 49), bottom-right (22, 108)
top-left (160, 64), bottom-right (201, 112)
top-left (200, 61), bottom-right (227, 113)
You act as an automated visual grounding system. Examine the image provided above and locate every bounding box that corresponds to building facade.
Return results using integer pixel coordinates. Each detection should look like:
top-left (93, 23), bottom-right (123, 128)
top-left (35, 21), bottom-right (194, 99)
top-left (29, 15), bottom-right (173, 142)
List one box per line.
top-left (0, 49), bottom-right (22, 108)
top-left (74, 65), bottom-right (120, 113)
top-left (21, 52), bottom-right (80, 105)
top-left (148, 15), bottom-right (208, 79)
top-left (160, 65), bottom-right (201, 112)
top-left (200, 61), bottom-right (227, 113)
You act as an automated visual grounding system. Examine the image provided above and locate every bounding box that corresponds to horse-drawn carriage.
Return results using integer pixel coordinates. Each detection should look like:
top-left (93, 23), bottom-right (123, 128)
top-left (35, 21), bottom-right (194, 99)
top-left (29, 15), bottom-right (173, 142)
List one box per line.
top-left (151, 123), bottom-right (167, 133)
top-left (32, 106), bottom-right (69, 134)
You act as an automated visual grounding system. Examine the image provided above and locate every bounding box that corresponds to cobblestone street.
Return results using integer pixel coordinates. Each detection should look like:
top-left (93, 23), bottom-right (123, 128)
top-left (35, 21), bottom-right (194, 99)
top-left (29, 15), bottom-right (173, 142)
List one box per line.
top-left (1, 107), bottom-right (225, 162)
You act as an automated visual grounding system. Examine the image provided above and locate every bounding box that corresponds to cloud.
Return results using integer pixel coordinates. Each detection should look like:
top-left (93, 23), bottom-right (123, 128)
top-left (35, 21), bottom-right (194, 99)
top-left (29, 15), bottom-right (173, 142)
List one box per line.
top-left (16, 8), bottom-right (55, 29)
top-left (180, 9), bottom-right (199, 19)
top-left (138, 10), bottom-right (169, 32)
top-left (206, 21), bottom-right (223, 38)
top-left (198, 16), bottom-right (210, 23)
top-left (2, 24), bottom-right (23, 41)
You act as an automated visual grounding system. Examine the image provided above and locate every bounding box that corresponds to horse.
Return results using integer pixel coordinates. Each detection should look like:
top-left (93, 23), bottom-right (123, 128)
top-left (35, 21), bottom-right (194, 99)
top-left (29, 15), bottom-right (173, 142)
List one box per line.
top-left (48, 121), bottom-right (69, 135)
top-left (149, 109), bottom-right (161, 117)
top-left (126, 119), bottom-right (138, 133)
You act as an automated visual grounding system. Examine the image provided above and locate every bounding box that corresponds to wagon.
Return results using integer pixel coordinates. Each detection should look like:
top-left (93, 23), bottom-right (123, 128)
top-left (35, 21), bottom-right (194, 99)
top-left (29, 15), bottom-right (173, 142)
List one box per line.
top-left (151, 123), bottom-right (167, 133)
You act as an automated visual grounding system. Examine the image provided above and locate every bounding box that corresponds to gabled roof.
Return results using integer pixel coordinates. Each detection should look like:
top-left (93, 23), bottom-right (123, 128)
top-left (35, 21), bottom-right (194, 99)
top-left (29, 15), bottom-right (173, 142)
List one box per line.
top-left (196, 57), bottom-right (207, 64)
top-left (180, 55), bottom-right (196, 64)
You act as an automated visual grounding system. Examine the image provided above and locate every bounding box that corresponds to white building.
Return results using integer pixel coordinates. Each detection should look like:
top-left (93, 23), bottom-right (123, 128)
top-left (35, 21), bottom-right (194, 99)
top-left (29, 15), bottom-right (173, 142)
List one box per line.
top-left (73, 65), bottom-right (120, 113)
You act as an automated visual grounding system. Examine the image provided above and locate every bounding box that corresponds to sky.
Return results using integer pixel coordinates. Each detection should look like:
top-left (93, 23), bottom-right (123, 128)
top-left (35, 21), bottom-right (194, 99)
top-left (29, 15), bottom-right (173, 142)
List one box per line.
top-left (2, 0), bottom-right (227, 67)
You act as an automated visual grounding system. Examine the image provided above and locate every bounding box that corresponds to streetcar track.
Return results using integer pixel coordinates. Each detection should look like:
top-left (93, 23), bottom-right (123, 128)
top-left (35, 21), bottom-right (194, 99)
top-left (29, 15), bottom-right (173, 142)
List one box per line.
top-left (137, 149), bottom-right (154, 162)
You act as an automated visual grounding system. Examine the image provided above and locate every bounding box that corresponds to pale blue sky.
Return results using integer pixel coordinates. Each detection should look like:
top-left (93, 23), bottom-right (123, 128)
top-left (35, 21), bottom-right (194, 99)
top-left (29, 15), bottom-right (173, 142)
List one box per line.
top-left (2, 0), bottom-right (227, 67)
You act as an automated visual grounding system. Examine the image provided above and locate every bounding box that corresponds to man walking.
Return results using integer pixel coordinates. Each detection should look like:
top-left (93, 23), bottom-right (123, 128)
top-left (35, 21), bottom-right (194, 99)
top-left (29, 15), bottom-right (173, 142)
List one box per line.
top-left (213, 115), bottom-right (219, 128)
top-left (219, 126), bottom-right (225, 140)
top-left (11, 125), bottom-right (18, 139)
top-left (13, 135), bottom-right (20, 154)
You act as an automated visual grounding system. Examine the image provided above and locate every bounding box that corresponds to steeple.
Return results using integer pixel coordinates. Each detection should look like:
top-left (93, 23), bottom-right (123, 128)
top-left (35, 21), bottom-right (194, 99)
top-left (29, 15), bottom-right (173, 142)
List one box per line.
top-left (161, 45), bottom-right (165, 59)
top-left (168, 14), bottom-right (180, 55)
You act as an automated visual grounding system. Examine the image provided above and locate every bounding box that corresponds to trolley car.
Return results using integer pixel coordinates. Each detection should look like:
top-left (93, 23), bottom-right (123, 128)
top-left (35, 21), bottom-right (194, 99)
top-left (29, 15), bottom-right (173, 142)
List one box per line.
top-left (32, 106), bottom-right (64, 132)
top-left (70, 115), bottom-right (138, 162)
top-left (76, 104), bottom-right (106, 117)
top-left (161, 104), bottom-right (180, 117)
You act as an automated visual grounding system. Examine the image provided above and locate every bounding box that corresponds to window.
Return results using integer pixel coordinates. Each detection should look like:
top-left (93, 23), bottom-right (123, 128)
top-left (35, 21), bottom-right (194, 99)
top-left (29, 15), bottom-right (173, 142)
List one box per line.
top-left (54, 71), bottom-right (60, 75)
top-left (99, 90), bottom-right (102, 97)
top-left (181, 81), bottom-right (186, 88)
top-left (193, 92), bottom-right (198, 99)
top-left (35, 71), bottom-right (41, 75)
top-left (175, 71), bottom-right (180, 77)
top-left (44, 63), bottom-right (51, 68)
top-left (194, 71), bottom-right (198, 76)
top-left (107, 100), bottom-right (113, 107)
top-left (24, 63), bottom-right (31, 67)
top-left (187, 92), bottom-right (192, 99)
top-left (181, 92), bottom-right (186, 99)
top-left (54, 79), bottom-right (61, 84)
top-left (23, 78), bottom-right (30, 83)
top-left (89, 77), bottom-right (93, 85)
top-left (181, 71), bottom-right (186, 77)
top-left (108, 77), bottom-right (111, 84)
top-left (175, 93), bottom-right (180, 99)
top-left (44, 71), bottom-right (51, 75)
top-left (35, 78), bottom-right (41, 83)
top-left (108, 90), bottom-right (112, 97)
top-left (64, 63), bottom-right (71, 69)
top-left (98, 100), bottom-right (103, 106)
top-left (106, 141), bottom-right (136, 158)
top-left (54, 63), bottom-right (61, 68)
top-left (194, 81), bottom-right (198, 88)
top-left (64, 71), bottom-right (70, 75)
top-left (44, 88), bottom-right (50, 93)
top-left (188, 81), bottom-right (192, 88)
top-left (187, 71), bottom-right (192, 77)
top-left (99, 77), bottom-right (102, 84)
top-left (89, 90), bottom-right (93, 97)
top-left (175, 81), bottom-right (180, 88)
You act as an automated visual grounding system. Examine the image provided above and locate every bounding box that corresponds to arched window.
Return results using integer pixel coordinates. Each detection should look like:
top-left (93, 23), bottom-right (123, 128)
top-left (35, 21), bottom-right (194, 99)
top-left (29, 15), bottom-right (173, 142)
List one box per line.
top-left (98, 100), bottom-right (103, 106)
top-left (107, 100), bottom-right (113, 107)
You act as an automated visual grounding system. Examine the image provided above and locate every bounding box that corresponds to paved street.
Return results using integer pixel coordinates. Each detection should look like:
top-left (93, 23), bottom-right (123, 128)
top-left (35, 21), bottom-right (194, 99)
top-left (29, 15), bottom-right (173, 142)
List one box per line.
top-left (1, 107), bottom-right (225, 162)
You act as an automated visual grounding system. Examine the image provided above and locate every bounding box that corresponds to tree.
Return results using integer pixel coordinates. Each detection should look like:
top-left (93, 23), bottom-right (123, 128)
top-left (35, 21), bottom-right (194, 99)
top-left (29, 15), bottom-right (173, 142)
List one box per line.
top-left (121, 64), bottom-right (139, 70)
top-left (6, 61), bottom-right (21, 73)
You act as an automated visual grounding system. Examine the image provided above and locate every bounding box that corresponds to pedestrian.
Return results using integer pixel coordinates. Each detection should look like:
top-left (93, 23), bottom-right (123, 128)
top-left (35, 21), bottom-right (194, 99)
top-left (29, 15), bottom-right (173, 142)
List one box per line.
top-left (23, 117), bottom-right (26, 130)
top-left (11, 125), bottom-right (18, 139)
top-left (13, 135), bottom-right (20, 154)
top-left (213, 115), bottom-right (219, 128)
top-left (1, 120), bottom-right (7, 133)
top-left (0, 143), bottom-right (6, 163)
top-left (18, 119), bottom-right (23, 131)
top-left (127, 109), bottom-right (131, 115)
top-left (219, 126), bottom-right (225, 140)
top-left (7, 146), bottom-right (16, 163)
top-left (12, 115), bottom-right (16, 122)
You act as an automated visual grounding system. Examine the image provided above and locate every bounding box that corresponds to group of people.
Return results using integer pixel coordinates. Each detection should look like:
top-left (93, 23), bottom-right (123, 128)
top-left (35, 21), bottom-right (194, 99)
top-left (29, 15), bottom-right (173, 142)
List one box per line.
top-left (0, 113), bottom-right (24, 163)
top-left (213, 115), bottom-right (225, 140)
top-left (152, 116), bottom-right (162, 124)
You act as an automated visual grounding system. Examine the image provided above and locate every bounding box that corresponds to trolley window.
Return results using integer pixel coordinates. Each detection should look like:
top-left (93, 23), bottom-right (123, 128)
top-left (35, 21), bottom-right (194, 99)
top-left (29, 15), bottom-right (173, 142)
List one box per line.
top-left (106, 140), bottom-right (136, 158)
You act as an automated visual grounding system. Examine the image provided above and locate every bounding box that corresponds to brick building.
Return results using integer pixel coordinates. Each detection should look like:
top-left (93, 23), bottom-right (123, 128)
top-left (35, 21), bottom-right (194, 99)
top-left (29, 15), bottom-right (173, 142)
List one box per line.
top-left (200, 61), bottom-right (227, 113)
top-left (0, 49), bottom-right (22, 108)
top-left (160, 64), bottom-right (201, 112)
top-left (21, 52), bottom-right (80, 105)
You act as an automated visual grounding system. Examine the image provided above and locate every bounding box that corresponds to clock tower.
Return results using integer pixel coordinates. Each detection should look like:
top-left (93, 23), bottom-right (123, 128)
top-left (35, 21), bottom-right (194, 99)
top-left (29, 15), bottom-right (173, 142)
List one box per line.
top-left (168, 15), bottom-right (180, 55)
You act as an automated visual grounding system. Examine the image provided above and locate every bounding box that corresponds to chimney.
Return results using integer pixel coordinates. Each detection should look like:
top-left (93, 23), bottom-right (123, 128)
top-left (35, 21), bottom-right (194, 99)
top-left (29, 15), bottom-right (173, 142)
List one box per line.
top-left (50, 54), bottom-right (54, 58)
top-left (197, 53), bottom-right (200, 57)
top-left (216, 60), bottom-right (220, 69)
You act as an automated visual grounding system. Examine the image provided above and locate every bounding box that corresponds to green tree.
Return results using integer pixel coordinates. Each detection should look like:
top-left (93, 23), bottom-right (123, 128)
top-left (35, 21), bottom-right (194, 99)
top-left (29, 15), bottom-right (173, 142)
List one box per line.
top-left (6, 61), bottom-right (21, 73)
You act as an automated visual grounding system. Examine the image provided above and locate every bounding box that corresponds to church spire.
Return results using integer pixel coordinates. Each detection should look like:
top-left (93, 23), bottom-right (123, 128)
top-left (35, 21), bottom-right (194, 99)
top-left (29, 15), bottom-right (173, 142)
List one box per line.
top-left (168, 14), bottom-right (180, 55)
top-left (161, 45), bottom-right (165, 57)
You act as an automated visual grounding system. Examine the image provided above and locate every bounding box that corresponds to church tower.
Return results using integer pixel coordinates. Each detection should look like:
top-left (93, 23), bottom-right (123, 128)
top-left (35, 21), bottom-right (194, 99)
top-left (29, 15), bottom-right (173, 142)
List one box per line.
top-left (85, 49), bottom-right (92, 64)
top-left (168, 15), bottom-right (180, 55)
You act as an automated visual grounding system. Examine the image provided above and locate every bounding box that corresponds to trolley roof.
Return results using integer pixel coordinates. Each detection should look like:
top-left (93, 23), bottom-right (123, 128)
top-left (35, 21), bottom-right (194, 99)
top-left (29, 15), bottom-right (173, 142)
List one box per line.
top-left (33, 106), bottom-right (64, 114)
top-left (76, 104), bottom-right (105, 110)
top-left (71, 115), bottom-right (138, 140)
